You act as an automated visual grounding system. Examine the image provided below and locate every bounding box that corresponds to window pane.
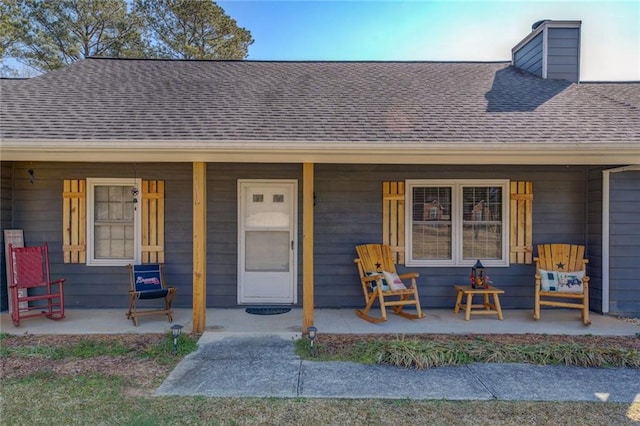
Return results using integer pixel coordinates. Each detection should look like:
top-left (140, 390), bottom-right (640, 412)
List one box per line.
top-left (93, 185), bottom-right (135, 259)
top-left (462, 186), bottom-right (503, 260)
top-left (412, 223), bottom-right (452, 259)
top-left (412, 186), bottom-right (452, 260)
top-left (94, 224), bottom-right (134, 258)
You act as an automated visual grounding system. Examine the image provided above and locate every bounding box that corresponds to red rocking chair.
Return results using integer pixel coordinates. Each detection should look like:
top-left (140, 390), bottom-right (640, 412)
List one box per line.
top-left (8, 243), bottom-right (66, 327)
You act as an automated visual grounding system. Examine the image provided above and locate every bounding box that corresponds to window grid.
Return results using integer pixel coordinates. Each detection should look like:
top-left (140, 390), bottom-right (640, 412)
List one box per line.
top-left (462, 186), bottom-right (503, 260)
top-left (94, 186), bottom-right (135, 259)
top-left (87, 178), bottom-right (141, 266)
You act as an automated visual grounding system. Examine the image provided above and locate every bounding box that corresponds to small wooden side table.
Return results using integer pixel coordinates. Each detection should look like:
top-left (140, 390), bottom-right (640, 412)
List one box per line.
top-left (453, 285), bottom-right (505, 321)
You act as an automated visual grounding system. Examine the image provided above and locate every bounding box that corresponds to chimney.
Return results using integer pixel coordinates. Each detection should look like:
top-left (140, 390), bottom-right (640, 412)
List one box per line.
top-left (512, 20), bottom-right (581, 82)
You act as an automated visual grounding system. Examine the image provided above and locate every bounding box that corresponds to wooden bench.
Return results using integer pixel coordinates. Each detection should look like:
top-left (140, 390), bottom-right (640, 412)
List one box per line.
top-left (453, 285), bottom-right (504, 321)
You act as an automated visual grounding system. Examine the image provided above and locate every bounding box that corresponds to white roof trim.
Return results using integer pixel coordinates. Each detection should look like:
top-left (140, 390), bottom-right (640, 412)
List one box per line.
top-left (603, 165), bottom-right (640, 173)
top-left (2, 139), bottom-right (639, 165)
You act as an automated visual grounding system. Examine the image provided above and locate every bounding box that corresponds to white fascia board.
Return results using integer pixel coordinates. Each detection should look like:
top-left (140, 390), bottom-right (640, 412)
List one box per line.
top-left (603, 165), bottom-right (640, 173)
top-left (1, 139), bottom-right (639, 165)
top-left (541, 20), bottom-right (582, 28)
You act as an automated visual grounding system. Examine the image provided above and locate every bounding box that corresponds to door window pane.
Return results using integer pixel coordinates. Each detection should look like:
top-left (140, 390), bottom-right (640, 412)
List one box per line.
top-left (246, 189), bottom-right (290, 227)
top-left (245, 231), bottom-right (289, 272)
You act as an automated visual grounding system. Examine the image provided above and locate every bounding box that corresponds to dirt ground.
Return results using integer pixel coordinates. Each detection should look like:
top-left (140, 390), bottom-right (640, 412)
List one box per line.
top-left (2, 332), bottom-right (639, 382)
top-left (0, 334), bottom-right (169, 385)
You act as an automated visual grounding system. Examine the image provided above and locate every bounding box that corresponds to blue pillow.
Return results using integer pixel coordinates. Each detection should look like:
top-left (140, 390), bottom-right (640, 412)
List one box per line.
top-left (539, 269), bottom-right (559, 291)
top-left (366, 271), bottom-right (389, 291)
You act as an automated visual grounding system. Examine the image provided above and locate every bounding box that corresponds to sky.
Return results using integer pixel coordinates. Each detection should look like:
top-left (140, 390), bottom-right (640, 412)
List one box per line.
top-left (218, 0), bottom-right (640, 81)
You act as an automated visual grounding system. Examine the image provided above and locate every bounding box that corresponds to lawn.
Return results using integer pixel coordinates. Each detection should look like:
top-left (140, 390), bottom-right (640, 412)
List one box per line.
top-left (1, 332), bottom-right (639, 425)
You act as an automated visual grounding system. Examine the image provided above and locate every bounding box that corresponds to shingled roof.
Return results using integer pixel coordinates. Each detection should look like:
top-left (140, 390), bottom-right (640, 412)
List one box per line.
top-left (1, 58), bottom-right (639, 164)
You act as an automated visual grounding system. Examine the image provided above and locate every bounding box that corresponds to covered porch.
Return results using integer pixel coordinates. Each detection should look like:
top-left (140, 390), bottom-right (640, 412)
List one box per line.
top-left (1, 308), bottom-right (637, 337)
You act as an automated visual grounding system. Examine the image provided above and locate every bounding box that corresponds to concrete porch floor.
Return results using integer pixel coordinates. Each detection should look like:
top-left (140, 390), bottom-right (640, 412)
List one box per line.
top-left (1, 308), bottom-right (638, 338)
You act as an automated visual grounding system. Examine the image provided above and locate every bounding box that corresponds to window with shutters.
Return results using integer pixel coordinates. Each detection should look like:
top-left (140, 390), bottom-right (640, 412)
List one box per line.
top-left (405, 180), bottom-right (509, 267)
top-left (86, 178), bottom-right (142, 266)
top-left (64, 178), bottom-right (165, 265)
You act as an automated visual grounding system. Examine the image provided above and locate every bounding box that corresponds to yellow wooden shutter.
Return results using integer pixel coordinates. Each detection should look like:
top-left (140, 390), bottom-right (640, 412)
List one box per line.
top-left (382, 181), bottom-right (405, 264)
top-left (510, 181), bottom-right (533, 264)
top-left (62, 179), bottom-right (86, 264)
top-left (141, 180), bottom-right (165, 264)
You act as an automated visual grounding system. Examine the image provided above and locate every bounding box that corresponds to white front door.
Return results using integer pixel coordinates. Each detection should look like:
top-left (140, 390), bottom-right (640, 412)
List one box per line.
top-left (238, 180), bottom-right (297, 304)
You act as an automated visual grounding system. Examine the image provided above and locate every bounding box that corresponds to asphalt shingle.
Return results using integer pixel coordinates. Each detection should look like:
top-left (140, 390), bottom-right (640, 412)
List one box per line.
top-left (1, 58), bottom-right (638, 144)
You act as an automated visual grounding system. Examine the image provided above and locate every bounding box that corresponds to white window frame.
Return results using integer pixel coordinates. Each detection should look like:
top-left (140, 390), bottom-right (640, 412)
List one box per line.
top-left (405, 179), bottom-right (510, 267)
top-left (86, 178), bottom-right (142, 266)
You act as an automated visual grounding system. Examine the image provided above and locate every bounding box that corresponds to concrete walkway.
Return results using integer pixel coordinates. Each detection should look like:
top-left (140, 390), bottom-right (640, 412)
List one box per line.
top-left (155, 334), bottom-right (640, 402)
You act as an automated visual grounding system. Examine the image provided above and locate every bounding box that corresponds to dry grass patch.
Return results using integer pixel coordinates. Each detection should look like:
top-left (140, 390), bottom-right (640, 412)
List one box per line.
top-left (301, 333), bottom-right (640, 369)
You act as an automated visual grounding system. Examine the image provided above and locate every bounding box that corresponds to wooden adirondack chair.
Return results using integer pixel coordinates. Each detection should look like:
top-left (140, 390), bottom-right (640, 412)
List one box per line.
top-left (127, 264), bottom-right (176, 326)
top-left (354, 244), bottom-right (425, 323)
top-left (534, 243), bottom-right (590, 325)
top-left (8, 243), bottom-right (65, 327)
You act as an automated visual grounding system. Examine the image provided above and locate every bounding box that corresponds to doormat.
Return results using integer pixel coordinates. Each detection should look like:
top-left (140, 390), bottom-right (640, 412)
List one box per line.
top-left (245, 306), bottom-right (292, 315)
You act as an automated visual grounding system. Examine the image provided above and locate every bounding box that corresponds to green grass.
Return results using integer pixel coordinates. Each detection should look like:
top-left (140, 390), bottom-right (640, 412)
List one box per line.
top-left (0, 337), bottom-right (132, 359)
top-left (295, 336), bottom-right (640, 368)
top-left (138, 333), bottom-right (200, 364)
top-left (1, 375), bottom-right (638, 425)
top-left (0, 331), bottom-right (199, 364)
top-left (1, 333), bottom-right (639, 424)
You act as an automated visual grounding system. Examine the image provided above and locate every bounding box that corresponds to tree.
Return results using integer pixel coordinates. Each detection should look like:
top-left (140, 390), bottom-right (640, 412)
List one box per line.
top-left (135, 0), bottom-right (253, 60)
top-left (10, 0), bottom-right (148, 72)
top-left (1, 1), bottom-right (21, 59)
top-left (1, 1), bottom-right (32, 77)
top-left (3, 0), bottom-right (253, 76)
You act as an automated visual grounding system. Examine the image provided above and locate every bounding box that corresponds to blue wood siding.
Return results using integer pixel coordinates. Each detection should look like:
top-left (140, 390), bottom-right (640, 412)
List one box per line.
top-left (608, 170), bottom-right (640, 316)
top-left (2, 162), bottom-right (194, 310)
top-left (514, 33), bottom-right (543, 77)
top-left (587, 168), bottom-right (603, 313)
top-left (4, 162), bottom-right (621, 312)
top-left (205, 163), bottom-right (303, 307)
top-left (313, 164), bottom-right (590, 309)
top-left (547, 28), bottom-right (580, 82)
top-left (0, 162), bottom-right (13, 311)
